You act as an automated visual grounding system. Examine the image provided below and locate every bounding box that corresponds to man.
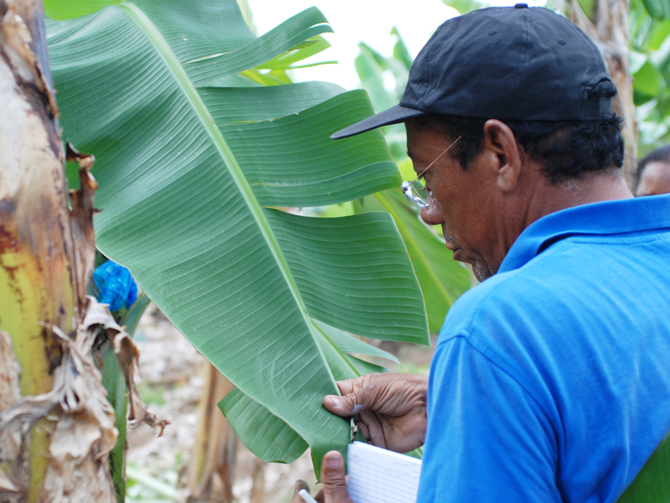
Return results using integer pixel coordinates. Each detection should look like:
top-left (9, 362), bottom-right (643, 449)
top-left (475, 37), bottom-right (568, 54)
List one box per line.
top-left (295, 5), bottom-right (670, 502)
top-left (635, 145), bottom-right (670, 196)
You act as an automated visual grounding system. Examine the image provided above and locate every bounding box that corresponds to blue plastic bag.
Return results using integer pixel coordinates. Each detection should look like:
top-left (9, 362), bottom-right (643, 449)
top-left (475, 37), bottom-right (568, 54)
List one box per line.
top-left (93, 260), bottom-right (138, 312)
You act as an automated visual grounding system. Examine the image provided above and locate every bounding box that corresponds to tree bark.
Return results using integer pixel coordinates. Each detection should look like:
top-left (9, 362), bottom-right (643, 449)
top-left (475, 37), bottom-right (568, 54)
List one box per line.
top-left (0, 0), bottom-right (115, 500)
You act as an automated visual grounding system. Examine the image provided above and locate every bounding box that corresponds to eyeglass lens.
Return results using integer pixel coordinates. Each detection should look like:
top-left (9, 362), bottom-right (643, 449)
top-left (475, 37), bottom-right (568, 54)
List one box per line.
top-left (401, 180), bottom-right (429, 208)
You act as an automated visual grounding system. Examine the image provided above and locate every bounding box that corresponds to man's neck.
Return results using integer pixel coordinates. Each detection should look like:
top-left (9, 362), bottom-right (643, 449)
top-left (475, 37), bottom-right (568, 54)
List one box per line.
top-left (526, 169), bottom-right (633, 227)
top-left (492, 168), bottom-right (634, 273)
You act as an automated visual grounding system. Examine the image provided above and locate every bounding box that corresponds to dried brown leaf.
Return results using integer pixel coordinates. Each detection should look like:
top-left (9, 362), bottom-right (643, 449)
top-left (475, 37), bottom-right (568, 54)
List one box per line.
top-left (29, 323), bottom-right (116, 501)
top-left (83, 297), bottom-right (169, 433)
top-left (0, 298), bottom-right (168, 502)
top-left (0, 330), bottom-right (31, 500)
top-left (0, 310), bottom-right (116, 500)
top-left (67, 142), bottom-right (98, 320)
top-left (112, 323), bottom-right (170, 435)
top-left (0, 387), bottom-right (60, 463)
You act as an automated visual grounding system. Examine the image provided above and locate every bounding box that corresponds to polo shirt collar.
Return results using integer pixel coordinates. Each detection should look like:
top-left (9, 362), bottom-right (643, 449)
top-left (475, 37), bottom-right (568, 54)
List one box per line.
top-left (498, 194), bottom-right (670, 274)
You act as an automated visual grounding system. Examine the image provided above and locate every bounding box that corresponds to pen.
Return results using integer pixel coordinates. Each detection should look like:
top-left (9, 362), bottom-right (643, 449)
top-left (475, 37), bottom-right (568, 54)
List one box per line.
top-left (299, 488), bottom-right (318, 503)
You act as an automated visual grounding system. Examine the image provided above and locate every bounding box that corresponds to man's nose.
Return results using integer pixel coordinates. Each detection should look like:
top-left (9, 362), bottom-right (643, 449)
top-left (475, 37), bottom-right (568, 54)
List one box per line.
top-left (420, 202), bottom-right (443, 226)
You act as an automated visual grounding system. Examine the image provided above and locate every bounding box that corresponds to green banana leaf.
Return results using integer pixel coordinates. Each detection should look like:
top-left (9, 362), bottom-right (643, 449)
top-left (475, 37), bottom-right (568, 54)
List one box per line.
top-left (259, 36), bottom-right (335, 71)
top-left (391, 27), bottom-right (413, 72)
top-left (628, 0), bottom-right (670, 150)
top-left (220, 388), bottom-right (310, 464)
top-left (352, 32), bottom-right (472, 334)
top-left (354, 189), bottom-right (471, 334)
top-left (46, 0), bottom-right (429, 471)
top-left (354, 39), bottom-right (407, 160)
top-left (101, 293), bottom-right (151, 502)
top-left (633, 59), bottom-right (665, 104)
top-left (102, 348), bottom-right (128, 501)
top-left (312, 319), bottom-right (399, 365)
top-left (642, 0), bottom-right (670, 20)
top-left (617, 433), bottom-right (670, 502)
top-left (575, 0), bottom-right (596, 19)
top-left (219, 319), bottom-right (394, 464)
top-left (441, 0), bottom-right (486, 15)
top-left (45, 0), bottom-right (122, 19)
top-left (355, 48), bottom-right (396, 112)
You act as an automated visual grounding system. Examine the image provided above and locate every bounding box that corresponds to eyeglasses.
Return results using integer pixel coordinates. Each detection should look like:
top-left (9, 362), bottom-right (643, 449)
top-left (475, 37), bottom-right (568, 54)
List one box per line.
top-left (401, 136), bottom-right (461, 208)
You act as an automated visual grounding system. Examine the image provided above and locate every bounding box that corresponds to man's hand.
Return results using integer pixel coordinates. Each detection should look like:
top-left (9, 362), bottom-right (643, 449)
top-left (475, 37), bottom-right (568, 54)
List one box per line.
top-left (324, 373), bottom-right (427, 453)
top-left (293, 374), bottom-right (426, 502)
top-left (292, 451), bottom-right (352, 503)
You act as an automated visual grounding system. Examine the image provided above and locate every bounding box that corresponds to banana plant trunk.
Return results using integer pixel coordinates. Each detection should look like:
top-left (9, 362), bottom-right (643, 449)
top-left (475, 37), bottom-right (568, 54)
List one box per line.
top-left (569, 0), bottom-right (638, 186)
top-left (0, 0), bottom-right (116, 500)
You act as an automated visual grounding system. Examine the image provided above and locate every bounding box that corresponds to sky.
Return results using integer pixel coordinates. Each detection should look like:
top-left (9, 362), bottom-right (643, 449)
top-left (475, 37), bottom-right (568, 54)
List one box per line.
top-left (246, 0), bottom-right (547, 90)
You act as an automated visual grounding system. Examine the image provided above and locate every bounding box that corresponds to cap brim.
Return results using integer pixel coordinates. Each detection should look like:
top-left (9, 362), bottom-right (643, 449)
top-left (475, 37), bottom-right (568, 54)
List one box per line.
top-left (331, 105), bottom-right (425, 140)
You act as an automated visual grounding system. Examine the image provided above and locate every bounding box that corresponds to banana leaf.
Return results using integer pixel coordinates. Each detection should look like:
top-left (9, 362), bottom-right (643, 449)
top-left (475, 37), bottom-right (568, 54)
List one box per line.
top-left (391, 27), bottom-right (413, 72)
top-left (46, 0), bottom-right (429, 471)
top-left (352, 33), bottom-right (472, 333)
top-left (617, 433), bottom-right (670, 503)
top-left (642, 0), bottom-right (670, 20)
top-left (45, 0), bottom-right (122, 19)
top-left (354, 40), bottom-right (408, 160)
top-left (219, 320), bottom-right (393, 464)
top-left (354, 189), bottom-right (471, 334)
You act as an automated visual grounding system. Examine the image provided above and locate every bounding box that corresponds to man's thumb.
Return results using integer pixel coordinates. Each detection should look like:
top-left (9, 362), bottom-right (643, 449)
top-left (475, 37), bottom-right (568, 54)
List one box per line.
top-left (323, 393), bottom-right (363, 416)
top-left (321, 451), bottom-right (351, 502)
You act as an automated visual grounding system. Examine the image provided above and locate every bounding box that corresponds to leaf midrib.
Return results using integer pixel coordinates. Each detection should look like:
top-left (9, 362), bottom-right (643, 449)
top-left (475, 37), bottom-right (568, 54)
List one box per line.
top-left (314, 322), bottom-right (361, 378)
top-left (117, 1), bottom-right (338, 394)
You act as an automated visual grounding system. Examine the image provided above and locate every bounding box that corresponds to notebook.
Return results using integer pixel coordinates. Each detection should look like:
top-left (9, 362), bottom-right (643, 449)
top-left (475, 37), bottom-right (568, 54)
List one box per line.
top-left (347, 441), bottom-right (422, 503)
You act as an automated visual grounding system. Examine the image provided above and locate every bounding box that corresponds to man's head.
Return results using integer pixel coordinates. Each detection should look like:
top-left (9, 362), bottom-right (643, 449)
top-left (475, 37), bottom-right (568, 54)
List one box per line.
top-left (635, 145), bottom-right (670, 196)
top-left (404, 112), bottom-right (624, 280)
top-left (332, 5), bottom-right (629, 280)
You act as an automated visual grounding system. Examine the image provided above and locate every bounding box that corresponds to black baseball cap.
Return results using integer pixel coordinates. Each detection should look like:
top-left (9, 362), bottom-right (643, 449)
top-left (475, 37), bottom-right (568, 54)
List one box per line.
top-left (332, 4), bottom-right (613, 140)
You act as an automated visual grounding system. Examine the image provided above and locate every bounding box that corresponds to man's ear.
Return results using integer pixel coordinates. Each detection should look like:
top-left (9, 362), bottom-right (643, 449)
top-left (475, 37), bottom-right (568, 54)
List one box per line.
top-left (483, 119), bottom-right (522, 192)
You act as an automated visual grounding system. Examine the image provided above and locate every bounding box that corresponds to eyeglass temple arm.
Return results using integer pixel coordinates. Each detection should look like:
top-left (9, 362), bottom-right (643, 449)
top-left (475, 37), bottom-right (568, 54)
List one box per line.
top-left (415, 135), bottom-right (462, 180)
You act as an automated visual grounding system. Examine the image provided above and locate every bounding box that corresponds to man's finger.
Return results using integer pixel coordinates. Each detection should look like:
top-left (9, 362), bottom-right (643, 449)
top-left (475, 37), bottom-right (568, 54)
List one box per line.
top-left (320, 451), bottom-right (353, 502)
top-left (335, 379), bottom-right (357, 396)
top-left (326, 374), bottom-right (398, 417)
top-left (359, 409), bottom-right (387, 448)
top-left (292, 480), bottom-right (311, 503)
top-left (325, 376), bottom-right (378, 416)
top-left (323, 392), bottom-right (364, 416)
top-left (357, 420), bottom-right (370, 440)
top-left (323, 378), bottom-right (365, 417)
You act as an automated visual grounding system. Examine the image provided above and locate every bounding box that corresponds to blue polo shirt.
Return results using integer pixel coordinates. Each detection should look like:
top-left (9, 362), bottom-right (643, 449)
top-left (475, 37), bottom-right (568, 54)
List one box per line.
top-left (418, 195), bottom-right (670, 503)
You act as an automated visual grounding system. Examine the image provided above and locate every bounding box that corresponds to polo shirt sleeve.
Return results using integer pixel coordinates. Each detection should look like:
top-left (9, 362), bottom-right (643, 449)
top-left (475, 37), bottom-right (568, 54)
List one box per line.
top-left (417, 335), bottom-right (562, 503)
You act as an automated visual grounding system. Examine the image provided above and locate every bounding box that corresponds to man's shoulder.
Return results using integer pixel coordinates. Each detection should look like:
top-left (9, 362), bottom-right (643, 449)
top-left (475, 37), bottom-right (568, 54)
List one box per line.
top-left (438, 248), bottom-right (567, 341)
top-left (438, 270), bottom-right (518, 339)
top-left (439, 229), bottom-right (670, 344)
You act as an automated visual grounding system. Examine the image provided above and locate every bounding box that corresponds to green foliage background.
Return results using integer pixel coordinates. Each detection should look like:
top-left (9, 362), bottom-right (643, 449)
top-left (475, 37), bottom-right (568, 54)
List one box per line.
top-left (44, 0), bottom-right (467, 483)
top-left (41, 0), bottom-right (670, 499)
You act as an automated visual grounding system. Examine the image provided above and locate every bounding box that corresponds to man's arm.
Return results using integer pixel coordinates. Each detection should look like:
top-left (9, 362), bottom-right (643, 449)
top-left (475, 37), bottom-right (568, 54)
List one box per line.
top-left (419, 336), bottom-right (562, 502)
top-left (302, 338), bottom-right (561, 502)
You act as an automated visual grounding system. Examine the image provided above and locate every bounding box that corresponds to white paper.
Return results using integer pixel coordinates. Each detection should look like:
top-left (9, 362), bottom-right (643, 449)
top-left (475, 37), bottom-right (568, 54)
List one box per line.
top-left (347, 441), bottom-right (422, 503)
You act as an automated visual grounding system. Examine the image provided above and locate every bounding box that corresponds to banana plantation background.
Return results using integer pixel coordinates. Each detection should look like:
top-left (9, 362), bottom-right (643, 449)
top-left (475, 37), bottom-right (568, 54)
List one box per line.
top-left (0, 0), bottom-right (668, 501)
